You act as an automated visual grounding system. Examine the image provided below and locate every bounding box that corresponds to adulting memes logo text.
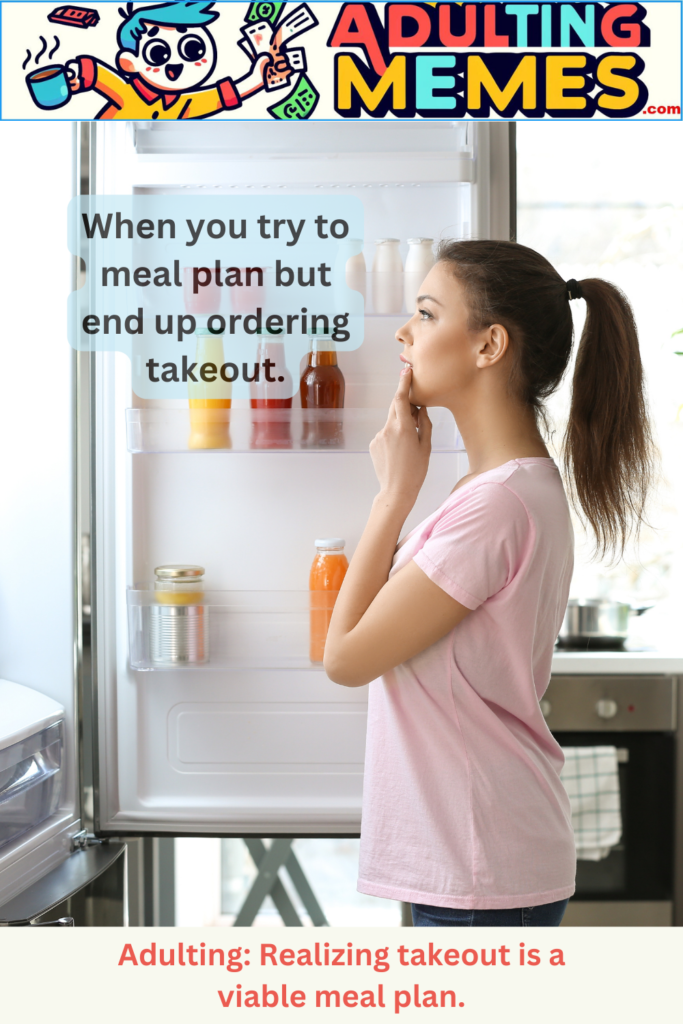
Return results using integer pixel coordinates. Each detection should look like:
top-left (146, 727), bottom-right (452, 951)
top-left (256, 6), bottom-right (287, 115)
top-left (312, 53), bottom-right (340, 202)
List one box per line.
top-left (4, 3), bottom-right (682, 119)
top-left (21, 1), bottom-right (320, 120)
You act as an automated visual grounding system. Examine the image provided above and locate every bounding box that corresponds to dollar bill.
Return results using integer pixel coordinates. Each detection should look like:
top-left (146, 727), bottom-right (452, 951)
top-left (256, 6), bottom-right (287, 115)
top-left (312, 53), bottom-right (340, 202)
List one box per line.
top-left (245, 2), bottom-right (283, 25)
top-left (267, 74), bottom-right (319, 120)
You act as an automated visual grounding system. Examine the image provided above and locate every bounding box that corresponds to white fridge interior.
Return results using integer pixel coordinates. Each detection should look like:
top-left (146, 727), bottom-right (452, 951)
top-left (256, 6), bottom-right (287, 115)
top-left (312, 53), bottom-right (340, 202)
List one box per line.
top-left (91, 120), bottom-right (511, 836)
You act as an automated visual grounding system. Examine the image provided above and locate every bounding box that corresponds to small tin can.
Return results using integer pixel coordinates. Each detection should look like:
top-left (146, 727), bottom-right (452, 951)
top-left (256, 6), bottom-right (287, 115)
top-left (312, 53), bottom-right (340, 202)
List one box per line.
top-left (150, 565), bottom-right (208, 665)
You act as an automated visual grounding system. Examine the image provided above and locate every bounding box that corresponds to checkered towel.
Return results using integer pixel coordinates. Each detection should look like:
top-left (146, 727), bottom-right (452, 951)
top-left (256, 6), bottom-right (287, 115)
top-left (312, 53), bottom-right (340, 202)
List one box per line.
top-left (560, 746), bottom-right (622, 861)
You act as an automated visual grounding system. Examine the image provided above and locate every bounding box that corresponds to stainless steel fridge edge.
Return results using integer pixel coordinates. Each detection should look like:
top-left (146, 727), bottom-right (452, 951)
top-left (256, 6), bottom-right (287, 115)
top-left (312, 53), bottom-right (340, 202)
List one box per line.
top-left (473, 122), bottom-right (516, 243)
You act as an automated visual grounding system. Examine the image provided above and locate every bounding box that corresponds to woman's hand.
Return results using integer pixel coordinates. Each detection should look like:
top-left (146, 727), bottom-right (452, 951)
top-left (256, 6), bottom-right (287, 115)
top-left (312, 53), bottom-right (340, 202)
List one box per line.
top-left (325, 368), bottom-right (466, 687)
top-left (370, 367), bottom-right (432, 510)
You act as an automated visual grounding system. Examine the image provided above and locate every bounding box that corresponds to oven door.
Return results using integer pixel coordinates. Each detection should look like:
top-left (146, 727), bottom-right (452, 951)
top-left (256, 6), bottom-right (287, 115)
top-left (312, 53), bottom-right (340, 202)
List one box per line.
top-left (553, 731), bottom-right (675, 926)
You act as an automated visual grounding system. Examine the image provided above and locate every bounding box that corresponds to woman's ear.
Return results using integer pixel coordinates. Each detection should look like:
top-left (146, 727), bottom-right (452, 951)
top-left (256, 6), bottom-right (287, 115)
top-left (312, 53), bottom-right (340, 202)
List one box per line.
top-left (475, 323), bottom-right (509, 368)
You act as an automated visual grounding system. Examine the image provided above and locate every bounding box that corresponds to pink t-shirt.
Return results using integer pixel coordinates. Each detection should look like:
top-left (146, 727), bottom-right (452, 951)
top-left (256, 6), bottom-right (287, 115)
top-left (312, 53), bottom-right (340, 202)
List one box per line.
top-left (357, 458), bottom-right (576, 910)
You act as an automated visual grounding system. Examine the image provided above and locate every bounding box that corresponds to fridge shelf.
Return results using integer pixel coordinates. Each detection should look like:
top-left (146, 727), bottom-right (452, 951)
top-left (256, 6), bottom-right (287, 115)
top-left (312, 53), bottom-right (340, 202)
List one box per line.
top-left (127, 590), bottom-right (332, 672)
top-left (125, 407), bottom-right (465, 454)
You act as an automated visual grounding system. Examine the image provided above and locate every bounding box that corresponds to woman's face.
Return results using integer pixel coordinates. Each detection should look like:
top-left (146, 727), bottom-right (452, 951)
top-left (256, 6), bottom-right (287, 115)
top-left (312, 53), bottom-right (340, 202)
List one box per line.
top-left (396, 262), bottom-right (504, 408)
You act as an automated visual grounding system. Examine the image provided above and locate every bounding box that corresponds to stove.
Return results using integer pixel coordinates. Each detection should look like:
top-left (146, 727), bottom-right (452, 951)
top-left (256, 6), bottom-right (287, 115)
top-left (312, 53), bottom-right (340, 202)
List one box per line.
top-left (544, 673), bottom-right (678, 927)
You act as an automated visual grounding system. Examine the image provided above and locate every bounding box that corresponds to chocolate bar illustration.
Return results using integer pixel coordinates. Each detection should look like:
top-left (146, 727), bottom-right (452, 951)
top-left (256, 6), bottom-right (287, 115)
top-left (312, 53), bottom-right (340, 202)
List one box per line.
top-left (48, 6), bottom-right (100, 29)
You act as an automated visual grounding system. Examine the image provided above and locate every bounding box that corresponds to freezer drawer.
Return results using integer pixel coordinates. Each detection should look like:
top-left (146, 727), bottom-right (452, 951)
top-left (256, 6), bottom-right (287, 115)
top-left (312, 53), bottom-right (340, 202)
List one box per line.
top-left (0, 723), bottom-right (63, 851)
top-left (0, 680), bottom-right (66, 852)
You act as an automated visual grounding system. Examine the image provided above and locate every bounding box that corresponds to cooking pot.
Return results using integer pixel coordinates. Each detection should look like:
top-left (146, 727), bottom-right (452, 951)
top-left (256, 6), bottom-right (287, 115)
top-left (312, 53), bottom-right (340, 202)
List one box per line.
top-left (557, 599), bottom-right (651, 650)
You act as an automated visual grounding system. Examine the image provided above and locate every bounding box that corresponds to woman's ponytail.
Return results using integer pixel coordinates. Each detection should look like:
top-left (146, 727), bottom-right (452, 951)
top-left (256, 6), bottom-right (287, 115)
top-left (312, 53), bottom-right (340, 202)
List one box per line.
top-left (437, 241), bottom-right (654, 559)
top-left (563, 279), bottom-right (653, 559)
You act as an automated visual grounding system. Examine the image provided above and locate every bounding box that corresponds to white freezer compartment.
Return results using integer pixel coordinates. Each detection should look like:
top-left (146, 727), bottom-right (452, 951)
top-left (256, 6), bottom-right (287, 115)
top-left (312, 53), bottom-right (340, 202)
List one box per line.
top-left (0, 681), bottom-right (65, 851)
top-left (130, 120), bottom-right (475, 187)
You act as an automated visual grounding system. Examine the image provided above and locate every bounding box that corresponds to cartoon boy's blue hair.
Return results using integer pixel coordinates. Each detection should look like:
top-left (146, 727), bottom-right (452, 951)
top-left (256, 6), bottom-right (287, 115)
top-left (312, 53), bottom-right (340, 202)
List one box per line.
top-left (118, 2), bottom-right (218, 54)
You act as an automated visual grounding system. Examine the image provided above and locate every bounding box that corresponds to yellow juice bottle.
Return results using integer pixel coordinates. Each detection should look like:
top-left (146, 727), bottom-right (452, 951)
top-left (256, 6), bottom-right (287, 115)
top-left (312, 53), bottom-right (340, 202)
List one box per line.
top-left (188, 329), bottom-right (231, 449)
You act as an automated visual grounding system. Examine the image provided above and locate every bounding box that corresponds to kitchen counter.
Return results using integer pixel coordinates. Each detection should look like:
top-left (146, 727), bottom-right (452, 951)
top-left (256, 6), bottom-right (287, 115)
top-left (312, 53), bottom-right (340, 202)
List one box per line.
top-left (552, 650), bottom-right (683, 675)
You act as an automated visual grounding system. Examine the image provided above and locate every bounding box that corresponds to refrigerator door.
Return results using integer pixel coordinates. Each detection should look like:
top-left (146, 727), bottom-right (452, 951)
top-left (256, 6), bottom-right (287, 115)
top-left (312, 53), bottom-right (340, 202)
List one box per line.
top-left (0, 123), bottom-right (82, 905)
top-left (87, 122), bottom-right (513, 837)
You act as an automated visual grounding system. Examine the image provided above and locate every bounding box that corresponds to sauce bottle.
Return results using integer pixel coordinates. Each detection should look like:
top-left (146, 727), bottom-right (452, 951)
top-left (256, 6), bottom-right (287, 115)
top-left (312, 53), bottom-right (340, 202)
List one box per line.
top-left (188, 329), bottom-right (231, 449)
top-left (250, 334), bottom-right (293, 449)
top-left (300, 333), bottom-right (345, 448)
top-left (309, 539), bottom-right (348, 664)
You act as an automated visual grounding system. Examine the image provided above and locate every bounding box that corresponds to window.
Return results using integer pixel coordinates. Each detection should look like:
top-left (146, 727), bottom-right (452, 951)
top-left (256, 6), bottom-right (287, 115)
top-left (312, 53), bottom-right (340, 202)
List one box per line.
top-left (518, 124), bottom-right (683, 648)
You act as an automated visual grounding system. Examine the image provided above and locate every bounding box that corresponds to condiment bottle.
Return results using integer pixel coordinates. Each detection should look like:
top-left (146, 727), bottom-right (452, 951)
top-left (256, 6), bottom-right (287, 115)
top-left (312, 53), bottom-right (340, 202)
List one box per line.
top-left (404, 238), bottom-right (435, 313)
top-left (183, 266), bottom-right (222, 316)
top-left (188, 329), bottom-right (231, 450)
top-left (372, 238), bottom-right (403, 314)
top-left (300, 332), bottom-right (345, 448)
top-left (250, 334), bottom-right (293, 449)
top-left (309, 540), bottom-right (349, 664)
top-left (151, 565), bottom-right (208, 665)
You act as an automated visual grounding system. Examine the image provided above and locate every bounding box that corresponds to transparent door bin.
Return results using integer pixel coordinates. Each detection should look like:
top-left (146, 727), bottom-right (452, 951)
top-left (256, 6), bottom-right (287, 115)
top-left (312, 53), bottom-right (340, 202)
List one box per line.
top-left (126, 407), bottom-right (465, 454)
top-left (128, 590), bottom-right (336, 671)
top-left (0, 722), bottom-right (63, 850)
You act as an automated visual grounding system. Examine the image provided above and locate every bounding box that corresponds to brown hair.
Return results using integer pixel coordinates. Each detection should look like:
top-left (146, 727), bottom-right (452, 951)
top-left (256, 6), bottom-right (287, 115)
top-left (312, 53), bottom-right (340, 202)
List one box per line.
top-left (437, 239), bottom-right (653, 558)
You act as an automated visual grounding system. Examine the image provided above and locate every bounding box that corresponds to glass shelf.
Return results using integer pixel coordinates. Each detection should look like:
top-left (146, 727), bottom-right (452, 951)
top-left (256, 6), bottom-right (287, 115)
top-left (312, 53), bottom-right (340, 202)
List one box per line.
top-left (128, 590), bottom-right (330, 672)
top-left (125, 407), bottom-right (465, 454)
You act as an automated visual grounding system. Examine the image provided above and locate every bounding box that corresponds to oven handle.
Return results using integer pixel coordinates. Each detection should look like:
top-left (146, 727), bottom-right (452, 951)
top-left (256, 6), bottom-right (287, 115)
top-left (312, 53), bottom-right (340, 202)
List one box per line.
top-left (617, 748), bottom-right (629, 764)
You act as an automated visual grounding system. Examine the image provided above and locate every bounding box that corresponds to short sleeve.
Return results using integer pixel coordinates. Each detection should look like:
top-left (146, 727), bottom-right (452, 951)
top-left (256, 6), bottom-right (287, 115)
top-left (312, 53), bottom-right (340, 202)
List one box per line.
top-left (413, 483), bottom-right (532, 610)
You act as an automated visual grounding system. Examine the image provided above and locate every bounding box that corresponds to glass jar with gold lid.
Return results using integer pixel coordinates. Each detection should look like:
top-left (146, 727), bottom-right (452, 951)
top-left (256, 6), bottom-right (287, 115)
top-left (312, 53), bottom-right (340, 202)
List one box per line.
top-left (154, 565), bottom-right (205, 604)
top-left (151, 565), bottom-right (208, 664)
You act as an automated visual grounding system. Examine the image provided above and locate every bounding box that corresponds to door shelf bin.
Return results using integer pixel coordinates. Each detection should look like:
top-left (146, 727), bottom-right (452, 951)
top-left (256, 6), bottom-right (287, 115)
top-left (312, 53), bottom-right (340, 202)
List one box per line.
top-left (127, 590), bottom-right (331, 671)
top-left (125, 407), bottom-right (465, 454)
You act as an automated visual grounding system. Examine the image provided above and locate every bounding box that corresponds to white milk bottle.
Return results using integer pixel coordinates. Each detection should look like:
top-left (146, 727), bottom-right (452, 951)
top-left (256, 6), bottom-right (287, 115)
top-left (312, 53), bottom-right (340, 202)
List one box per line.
top-left (404, 238), bottom-right (435, 313)
top-left (372, 238), bottom-right (403, 315)
top-left (334, 238), bottom-right (366, 303)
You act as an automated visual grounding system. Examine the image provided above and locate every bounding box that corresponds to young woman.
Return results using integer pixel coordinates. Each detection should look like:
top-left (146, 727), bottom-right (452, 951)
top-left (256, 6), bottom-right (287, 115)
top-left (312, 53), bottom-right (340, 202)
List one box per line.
top-left (324, 240), bottom-right (652, 928)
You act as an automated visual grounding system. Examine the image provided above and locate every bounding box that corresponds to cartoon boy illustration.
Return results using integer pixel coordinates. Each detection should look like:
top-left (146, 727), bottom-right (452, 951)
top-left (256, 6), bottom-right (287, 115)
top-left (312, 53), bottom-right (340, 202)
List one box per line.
top-left (65, 1), bottom-right (286, 119)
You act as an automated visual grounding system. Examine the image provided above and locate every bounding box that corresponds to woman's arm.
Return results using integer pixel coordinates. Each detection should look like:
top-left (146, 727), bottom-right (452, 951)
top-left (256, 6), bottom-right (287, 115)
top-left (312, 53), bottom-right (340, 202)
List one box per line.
top-left (324, 369), bottom-right (471, 687)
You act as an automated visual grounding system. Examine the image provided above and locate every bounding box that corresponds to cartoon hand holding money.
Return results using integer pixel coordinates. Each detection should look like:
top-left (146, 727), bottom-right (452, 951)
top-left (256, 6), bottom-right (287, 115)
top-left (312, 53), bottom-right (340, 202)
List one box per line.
top-left (239, 3), bottom-right (317, 94)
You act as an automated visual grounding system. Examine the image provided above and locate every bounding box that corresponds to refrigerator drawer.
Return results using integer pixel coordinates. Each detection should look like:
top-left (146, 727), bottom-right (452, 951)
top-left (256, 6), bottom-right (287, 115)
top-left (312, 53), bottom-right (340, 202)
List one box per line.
top-left (0, 722), bottom-right (63, 851)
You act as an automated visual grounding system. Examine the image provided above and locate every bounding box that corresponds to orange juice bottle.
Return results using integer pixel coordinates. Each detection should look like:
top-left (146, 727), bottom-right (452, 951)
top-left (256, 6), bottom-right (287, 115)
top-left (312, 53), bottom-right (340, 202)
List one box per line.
top-left (309, 539), bottom-right (348, 664)
top-left (188, 329), bottom-right (231, 449)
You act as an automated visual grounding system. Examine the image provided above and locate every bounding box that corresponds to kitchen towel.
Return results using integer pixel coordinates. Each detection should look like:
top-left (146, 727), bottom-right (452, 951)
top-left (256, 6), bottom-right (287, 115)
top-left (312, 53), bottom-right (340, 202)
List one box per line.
top-left (560, 746), bottom-right (622, 861)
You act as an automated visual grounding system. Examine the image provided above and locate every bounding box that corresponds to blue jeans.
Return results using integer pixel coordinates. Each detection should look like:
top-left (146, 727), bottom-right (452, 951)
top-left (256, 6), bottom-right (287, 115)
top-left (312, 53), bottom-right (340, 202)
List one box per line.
top-left (411, 898), bottom-right (569, 927)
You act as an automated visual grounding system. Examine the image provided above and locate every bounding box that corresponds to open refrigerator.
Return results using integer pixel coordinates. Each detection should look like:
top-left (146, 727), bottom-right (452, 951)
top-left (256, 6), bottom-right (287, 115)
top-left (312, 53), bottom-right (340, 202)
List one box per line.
top-left (0, 120), bottom-right (514, 919)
